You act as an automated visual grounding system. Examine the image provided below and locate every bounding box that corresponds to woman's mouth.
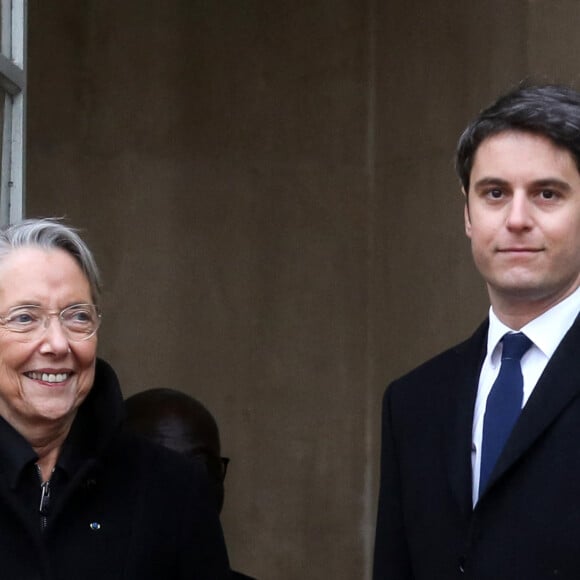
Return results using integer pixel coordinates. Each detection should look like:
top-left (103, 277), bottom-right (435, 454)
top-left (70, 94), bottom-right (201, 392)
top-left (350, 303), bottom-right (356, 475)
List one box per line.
top-left (25, 371), bottom-right (71, 383)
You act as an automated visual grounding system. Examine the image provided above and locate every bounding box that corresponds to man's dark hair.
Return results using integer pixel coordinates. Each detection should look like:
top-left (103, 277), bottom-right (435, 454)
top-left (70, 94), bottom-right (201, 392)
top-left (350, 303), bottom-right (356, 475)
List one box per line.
top-left (456, 83), bottom-right (580, 191)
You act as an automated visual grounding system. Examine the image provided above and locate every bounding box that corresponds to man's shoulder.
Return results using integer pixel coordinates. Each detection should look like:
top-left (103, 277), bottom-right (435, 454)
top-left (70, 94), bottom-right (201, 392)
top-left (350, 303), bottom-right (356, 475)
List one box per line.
top-left (386, 320), bottom-right (488, 398)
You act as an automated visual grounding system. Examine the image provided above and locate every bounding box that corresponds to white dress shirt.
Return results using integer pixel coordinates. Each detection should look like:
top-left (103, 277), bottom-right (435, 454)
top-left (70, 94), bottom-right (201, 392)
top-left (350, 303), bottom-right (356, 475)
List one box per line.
top-left (471, 286), bottom-right (580, 505)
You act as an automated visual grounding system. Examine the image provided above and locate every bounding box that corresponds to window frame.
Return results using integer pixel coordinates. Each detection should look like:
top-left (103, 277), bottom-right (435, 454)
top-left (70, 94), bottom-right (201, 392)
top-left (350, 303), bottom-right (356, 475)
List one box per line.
top-left (0, 0), bottom-right (26, 226)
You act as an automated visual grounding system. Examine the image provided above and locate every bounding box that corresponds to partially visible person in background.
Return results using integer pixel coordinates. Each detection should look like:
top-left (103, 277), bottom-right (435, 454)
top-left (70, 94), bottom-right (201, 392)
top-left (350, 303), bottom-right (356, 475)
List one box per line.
top-left (0, 218), bottom-right (230, 579)
top-left (125, 388), bottom-right (257, 580)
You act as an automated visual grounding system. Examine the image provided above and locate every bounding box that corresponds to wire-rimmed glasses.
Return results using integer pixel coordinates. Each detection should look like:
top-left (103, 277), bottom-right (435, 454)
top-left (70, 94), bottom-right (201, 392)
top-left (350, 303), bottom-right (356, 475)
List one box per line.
top-left (0, 303), bottom-right (101, 342)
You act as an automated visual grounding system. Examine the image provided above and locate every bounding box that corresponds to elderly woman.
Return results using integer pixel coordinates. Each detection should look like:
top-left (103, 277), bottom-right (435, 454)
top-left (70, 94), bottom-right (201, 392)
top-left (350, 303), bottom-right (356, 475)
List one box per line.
top-left (0, 218), bottom-right (230, 579)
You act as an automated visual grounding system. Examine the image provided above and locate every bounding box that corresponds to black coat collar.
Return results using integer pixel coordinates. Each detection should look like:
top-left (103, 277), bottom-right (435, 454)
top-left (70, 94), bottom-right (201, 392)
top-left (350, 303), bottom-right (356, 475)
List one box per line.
top-left (0, 358), bottom-right (124, 490)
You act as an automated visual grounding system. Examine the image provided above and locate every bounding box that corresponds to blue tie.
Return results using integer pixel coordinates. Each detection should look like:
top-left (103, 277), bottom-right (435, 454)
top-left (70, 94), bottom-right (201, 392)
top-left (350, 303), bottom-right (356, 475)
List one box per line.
top-left (479, 332), bottom-right (532, 497)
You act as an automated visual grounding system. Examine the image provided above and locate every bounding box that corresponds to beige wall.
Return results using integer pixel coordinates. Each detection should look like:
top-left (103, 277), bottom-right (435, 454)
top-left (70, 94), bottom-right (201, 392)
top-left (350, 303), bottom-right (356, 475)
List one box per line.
top-left (26, 1), bottom-right (579, 578)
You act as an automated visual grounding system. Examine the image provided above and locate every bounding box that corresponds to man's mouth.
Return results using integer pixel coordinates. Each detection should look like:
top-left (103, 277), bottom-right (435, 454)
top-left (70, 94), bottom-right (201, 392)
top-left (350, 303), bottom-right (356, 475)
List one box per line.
top-left (497, 247), bottom-right (543, 254)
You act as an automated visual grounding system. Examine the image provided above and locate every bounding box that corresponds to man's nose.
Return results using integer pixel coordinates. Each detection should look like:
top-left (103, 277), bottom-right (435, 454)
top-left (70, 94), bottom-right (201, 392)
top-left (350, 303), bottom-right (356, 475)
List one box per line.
top-left (506, 192), bottom-right (533, 230)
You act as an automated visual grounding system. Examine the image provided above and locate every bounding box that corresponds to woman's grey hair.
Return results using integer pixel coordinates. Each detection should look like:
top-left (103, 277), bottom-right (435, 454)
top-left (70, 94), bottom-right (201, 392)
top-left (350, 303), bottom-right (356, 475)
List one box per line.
top-left (0, 218), bottom-right (102, 305)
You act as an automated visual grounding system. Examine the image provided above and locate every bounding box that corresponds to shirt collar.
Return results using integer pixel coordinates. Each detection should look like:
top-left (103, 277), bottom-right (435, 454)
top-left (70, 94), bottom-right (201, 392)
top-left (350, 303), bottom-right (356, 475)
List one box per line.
top-left (487, 285), bottom-right (580, 361)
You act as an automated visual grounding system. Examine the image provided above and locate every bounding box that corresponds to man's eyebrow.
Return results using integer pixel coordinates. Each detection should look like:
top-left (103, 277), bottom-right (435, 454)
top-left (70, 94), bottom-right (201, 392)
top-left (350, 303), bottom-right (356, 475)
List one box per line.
top-left (531, 178), bottom-right (571, 191)
top-left (471, 177), bottom-right (572, 190)
top-left (471, 177), bottom-right (509, 189)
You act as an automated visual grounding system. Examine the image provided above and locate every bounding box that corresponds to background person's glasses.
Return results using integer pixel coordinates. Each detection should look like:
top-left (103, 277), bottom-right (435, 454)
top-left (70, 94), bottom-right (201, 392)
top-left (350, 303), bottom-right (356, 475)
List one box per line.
top-left (202, 455), bottom-right (230, 482)
top-left (0, 304), bottom-right (101, 342)
top-left (220, 457), bottom-right (230, 480)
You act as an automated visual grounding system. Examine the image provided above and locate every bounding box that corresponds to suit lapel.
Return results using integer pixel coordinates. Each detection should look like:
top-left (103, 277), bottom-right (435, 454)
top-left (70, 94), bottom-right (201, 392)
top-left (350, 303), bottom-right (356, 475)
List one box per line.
top-left (446, 321), bottom-right (488, 516)
top-left (484, 314), bottom-right (580, 496)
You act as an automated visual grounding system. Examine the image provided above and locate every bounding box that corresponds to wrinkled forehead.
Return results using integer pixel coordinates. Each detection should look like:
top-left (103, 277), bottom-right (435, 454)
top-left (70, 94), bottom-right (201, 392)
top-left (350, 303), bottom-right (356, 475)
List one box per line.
top-left (0, 247), bottom-right (92, 306)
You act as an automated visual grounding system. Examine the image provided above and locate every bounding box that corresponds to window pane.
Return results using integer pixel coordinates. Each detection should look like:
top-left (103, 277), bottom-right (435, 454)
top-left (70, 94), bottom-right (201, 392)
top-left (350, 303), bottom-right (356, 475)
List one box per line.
top-left (0, 0), bottom-right (6, 58)
top-left (0, 91), bottom-right (3, 159)
top-left (0, 89), bottom-right (6, 225)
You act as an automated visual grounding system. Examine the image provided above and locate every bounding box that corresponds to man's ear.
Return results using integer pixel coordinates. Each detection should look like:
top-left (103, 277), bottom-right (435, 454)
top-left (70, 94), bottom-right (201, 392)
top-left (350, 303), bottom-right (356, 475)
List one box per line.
top-left (463, 187), bottom-right (472, 238)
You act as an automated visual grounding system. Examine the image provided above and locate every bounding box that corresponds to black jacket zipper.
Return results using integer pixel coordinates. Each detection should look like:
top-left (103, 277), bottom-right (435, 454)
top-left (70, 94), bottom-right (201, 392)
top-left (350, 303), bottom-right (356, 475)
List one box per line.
top-left (36, 465), bottom-right (52, 532)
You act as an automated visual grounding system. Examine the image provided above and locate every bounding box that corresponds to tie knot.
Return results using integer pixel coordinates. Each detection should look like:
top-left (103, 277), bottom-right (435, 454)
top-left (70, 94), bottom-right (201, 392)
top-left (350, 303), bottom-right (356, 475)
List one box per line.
top-left (501, 332), bottom-right (532, 361)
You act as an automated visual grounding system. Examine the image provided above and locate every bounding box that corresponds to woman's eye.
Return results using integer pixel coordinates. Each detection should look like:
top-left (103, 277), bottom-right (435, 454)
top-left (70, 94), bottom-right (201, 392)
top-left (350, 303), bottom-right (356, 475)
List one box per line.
top-left (66, 309), bottom-right (92, 324)
top-left (8, 311), bottom-right (36, 325)
top-left (73, 312), bottom-right (90, 322)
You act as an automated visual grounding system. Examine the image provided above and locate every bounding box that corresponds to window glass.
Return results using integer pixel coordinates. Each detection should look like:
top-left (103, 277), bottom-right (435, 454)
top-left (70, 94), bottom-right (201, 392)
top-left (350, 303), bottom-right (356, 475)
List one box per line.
top-left (0, 0), bottom-right (25, 225)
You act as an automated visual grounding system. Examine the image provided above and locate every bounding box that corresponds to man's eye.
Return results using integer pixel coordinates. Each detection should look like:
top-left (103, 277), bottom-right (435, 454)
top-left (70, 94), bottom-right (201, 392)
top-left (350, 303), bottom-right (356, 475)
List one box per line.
top-left (488, 189), bottom-right (503, 199)
top-left (540, 190), bottom-right (555, 199)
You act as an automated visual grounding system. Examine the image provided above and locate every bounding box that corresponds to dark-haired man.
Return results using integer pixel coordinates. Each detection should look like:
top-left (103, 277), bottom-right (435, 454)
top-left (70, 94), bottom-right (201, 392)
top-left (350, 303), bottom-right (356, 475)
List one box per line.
top-left (374, 84), bottom-right (580, 579)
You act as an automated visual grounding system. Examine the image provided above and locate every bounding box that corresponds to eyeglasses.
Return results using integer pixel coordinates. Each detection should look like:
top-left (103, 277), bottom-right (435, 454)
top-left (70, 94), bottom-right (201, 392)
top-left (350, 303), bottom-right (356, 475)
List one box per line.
top-left (220, 457), bottom-right (230, 480)
top-left (0, 304), bottom-right (101, 342)
top-left (204, 455), bottom-right (230, 482)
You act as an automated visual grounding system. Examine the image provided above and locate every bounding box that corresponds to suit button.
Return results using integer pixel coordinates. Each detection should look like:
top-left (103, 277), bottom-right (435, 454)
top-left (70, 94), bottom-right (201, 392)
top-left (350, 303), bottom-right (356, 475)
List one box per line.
top-left (458, 556), bottom-right (466, 573)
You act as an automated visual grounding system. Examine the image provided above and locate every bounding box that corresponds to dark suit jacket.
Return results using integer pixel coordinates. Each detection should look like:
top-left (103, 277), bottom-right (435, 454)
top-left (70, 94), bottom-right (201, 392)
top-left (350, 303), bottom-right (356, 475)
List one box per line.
top-left (374, 316), bottom-right (580, 579)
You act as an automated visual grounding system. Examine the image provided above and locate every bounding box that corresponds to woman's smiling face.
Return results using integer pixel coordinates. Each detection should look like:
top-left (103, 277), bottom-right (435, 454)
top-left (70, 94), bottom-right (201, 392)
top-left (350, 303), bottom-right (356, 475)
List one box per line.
top-left (0, 246), bottom-right (97, 433)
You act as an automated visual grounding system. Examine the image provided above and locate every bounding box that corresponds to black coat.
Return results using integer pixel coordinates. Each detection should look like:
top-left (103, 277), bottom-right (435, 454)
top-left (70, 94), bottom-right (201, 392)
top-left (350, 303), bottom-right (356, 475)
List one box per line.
top-left (0, 358), bottom-right (230, 579)
top-left (231, 571), bottom-right (257, 579)
top-left (374, 315), bottom-right (580, 579)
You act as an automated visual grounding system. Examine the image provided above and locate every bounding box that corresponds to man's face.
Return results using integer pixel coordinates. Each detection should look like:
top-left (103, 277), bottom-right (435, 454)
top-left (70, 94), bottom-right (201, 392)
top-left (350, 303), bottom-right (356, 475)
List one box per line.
top-left (465, 130), bottom-right (580, 312)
